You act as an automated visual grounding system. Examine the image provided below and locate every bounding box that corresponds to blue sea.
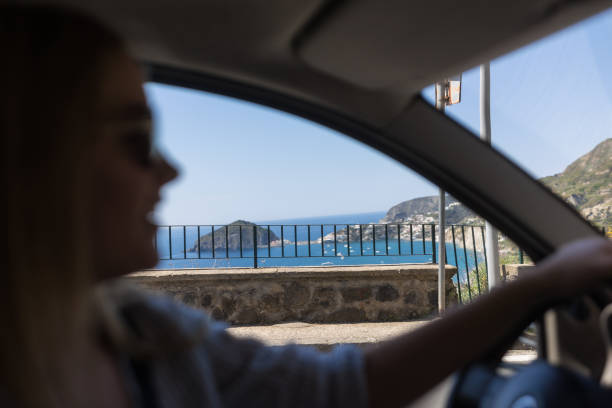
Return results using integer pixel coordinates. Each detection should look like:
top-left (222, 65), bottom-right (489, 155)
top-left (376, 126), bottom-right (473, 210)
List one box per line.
top-left (153, 211), bottom-right (486, 286)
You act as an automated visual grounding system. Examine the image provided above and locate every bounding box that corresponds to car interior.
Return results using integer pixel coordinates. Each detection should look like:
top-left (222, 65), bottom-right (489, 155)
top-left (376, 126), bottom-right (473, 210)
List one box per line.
top-left (14, 0), bottom-right (612, 406)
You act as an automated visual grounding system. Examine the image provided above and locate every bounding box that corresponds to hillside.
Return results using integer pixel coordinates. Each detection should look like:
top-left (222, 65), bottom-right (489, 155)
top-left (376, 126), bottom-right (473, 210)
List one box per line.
top-left (379, 195), bottom-right (480, 225)
top-left (191, 220), bottom-right (279, 252)
top-left (540, 138), bottom-right (611, 225)
top-left (381, 138), bottom-right (611, 226)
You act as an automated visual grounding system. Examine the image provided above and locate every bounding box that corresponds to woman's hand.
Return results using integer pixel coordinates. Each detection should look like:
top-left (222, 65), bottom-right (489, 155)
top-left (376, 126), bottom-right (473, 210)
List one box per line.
top-left (526, 237), bottom-right (612, 302)
top-left (365, 236), bottom-right (612, 408)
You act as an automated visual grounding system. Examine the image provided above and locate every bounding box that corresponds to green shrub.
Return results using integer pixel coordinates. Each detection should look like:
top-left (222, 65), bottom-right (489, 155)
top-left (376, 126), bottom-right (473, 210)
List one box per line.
top-left (458, 263), bottom-right (488, 303)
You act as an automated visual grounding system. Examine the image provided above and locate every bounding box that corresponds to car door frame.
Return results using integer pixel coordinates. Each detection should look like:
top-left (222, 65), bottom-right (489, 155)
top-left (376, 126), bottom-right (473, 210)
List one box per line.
top-left (148, 62), bottom-right (604, 361)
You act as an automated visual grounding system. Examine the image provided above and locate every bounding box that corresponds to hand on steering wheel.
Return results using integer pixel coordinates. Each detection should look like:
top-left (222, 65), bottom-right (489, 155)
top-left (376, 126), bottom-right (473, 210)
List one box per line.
top-left (448, 238), bottom-right (612, 408)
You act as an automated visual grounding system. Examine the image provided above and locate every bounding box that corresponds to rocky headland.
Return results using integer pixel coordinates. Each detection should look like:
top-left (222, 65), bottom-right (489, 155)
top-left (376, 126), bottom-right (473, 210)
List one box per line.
top-left (191, 220), bottom-right (279, 252)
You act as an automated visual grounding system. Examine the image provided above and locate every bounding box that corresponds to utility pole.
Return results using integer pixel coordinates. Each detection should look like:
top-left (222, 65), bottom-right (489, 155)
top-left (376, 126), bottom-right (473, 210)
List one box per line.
top-left (435, 82), bottom-right (446, 313)
top-left (480, 63), bottom-right (501, 289)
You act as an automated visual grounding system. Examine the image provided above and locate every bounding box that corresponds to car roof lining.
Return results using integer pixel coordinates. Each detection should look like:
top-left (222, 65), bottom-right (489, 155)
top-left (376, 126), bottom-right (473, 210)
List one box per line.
top-left (295, 0), bottom-right (610, 91)
top-left (17, 0), bottom-right (612, 128)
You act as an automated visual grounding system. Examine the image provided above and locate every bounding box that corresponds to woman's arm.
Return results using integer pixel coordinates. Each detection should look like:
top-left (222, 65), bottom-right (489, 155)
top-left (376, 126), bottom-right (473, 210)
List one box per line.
top-left (364, 237), bottom-right (612, 408)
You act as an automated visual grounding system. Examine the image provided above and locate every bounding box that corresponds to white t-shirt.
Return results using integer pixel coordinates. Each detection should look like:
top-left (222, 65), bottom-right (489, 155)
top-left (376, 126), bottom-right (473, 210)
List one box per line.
top-left (107, 288), bottom-right (368, 408)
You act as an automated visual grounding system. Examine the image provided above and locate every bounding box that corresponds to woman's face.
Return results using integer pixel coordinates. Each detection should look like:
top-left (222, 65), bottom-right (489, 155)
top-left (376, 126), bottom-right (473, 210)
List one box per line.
top-left (91, 52), bottom-right (177, 279)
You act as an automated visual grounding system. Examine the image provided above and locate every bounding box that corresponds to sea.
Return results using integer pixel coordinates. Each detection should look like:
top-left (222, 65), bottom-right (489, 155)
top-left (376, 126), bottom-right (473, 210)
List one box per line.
top-left (153, 211), bottom-right (485, 283)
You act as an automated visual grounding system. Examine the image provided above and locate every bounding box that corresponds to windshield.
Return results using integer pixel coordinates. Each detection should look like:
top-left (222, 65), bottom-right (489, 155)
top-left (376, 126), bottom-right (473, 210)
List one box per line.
top-left (422, 8), bottom-right (612, 231)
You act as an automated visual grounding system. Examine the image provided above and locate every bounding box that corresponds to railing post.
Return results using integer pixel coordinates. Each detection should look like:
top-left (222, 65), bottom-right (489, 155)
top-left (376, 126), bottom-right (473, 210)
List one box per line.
top-left (197, 225), bottom-right (201, 259)
top-left (471, 226), bottom-right (482, 295)
top-left (431, 224), bottom-right (437, 263)
top-left (168, 226), bottom-right (172, 260)
top-left (154, 228), bottom-right (158, 252)
top-left (461, 226), bottom-right (473, 302)
top-left (239, 225), bottom-right (243, 258)
top-left (421, 224), bottom-right (426, 254)
top-left (281, 225), bottom-right (284, 257)
top-left (384, 224), bottom-right (389, 255)
top-left (212, 225), bottom-right (215, 259)
top-left (347, 224), bottom-right (351, 256)
top-left (253, 225), bottom-right (258, 268)
top-left (268, 225), bottom-right (271, 257)
top-left (397, 224), bottom-right (401, 256)
top-left (321, 224), bottom-right (324, 256)
top-left (451, 225), bottom-right (462, 304)
top-left (410, 224), bottom-right (414, 255)
top-left (333, 224), bottom-right (337, 256)
top-left (359, 224), bottom-right (363, 256)
top-left (437, 191), bottom-right (446, 314)
top-left (480, 226), bottom-right (488, 278)
top-left (225, 226), bottom-right (229, 258)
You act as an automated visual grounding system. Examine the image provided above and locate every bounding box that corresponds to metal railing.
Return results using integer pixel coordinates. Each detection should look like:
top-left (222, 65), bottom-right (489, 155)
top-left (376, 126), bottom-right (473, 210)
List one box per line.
top-left (154, 222), bottom-right (522, 302)
top-left (155, 223), bottom-right (438, 265)
top-left (154, 222), bottom-right (611, 303)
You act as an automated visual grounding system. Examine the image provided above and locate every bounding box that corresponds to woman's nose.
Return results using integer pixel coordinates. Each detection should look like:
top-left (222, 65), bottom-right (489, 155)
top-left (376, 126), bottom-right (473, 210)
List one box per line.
top-left (155, 154), bottom-right (179, 185)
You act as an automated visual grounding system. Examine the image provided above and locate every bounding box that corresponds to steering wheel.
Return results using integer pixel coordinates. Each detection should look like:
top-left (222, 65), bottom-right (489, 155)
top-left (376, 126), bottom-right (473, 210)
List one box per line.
top-left (448, 290), bottom-right (612, 408)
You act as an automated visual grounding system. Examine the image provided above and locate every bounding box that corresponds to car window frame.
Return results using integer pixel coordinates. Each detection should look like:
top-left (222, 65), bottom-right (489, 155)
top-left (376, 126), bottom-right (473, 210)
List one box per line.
top-left (147, 62), bottom-right (603, 361)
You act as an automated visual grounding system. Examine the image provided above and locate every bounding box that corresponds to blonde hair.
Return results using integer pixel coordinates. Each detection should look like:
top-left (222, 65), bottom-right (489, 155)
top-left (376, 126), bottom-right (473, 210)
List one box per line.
top-left (0, 7), bottom-right (124, 406)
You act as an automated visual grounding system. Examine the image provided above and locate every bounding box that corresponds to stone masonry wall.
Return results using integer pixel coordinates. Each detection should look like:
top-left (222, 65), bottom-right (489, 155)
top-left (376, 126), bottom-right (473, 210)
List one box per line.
top-left (500, 264), bottom-right (535, 282)
top-left (125, 264), bottom-right (457, 325)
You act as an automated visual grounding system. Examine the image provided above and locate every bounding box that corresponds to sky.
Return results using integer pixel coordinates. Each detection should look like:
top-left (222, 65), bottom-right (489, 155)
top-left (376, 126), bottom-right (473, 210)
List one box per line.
top-left (423, 7), bottom-right (612, 177)
top-left (147, 8), bottom-right (612, 226)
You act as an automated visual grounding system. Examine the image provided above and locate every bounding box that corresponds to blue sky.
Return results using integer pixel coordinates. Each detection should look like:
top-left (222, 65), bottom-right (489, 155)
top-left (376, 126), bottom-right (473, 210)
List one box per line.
top-left (147, 8), bottom-right (612, 226)
top-left (423, 7), bottom-right (612, 177)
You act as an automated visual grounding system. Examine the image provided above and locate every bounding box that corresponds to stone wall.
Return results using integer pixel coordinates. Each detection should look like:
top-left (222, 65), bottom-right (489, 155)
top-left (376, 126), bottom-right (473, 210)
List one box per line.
top-left (500, 264), bottom-right (535, 282)
top-left (125, 264), bottom-right (457, 325)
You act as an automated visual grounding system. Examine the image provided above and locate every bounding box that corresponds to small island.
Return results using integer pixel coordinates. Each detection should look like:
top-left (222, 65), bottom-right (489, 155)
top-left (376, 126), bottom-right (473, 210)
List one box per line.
top-left (190, 220), bottom-right (279, 252)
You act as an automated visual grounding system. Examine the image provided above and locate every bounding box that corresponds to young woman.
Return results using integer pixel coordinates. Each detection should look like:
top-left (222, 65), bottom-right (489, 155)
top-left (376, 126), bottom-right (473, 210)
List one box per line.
top-left (2, 6), bottom-right (612, 408)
